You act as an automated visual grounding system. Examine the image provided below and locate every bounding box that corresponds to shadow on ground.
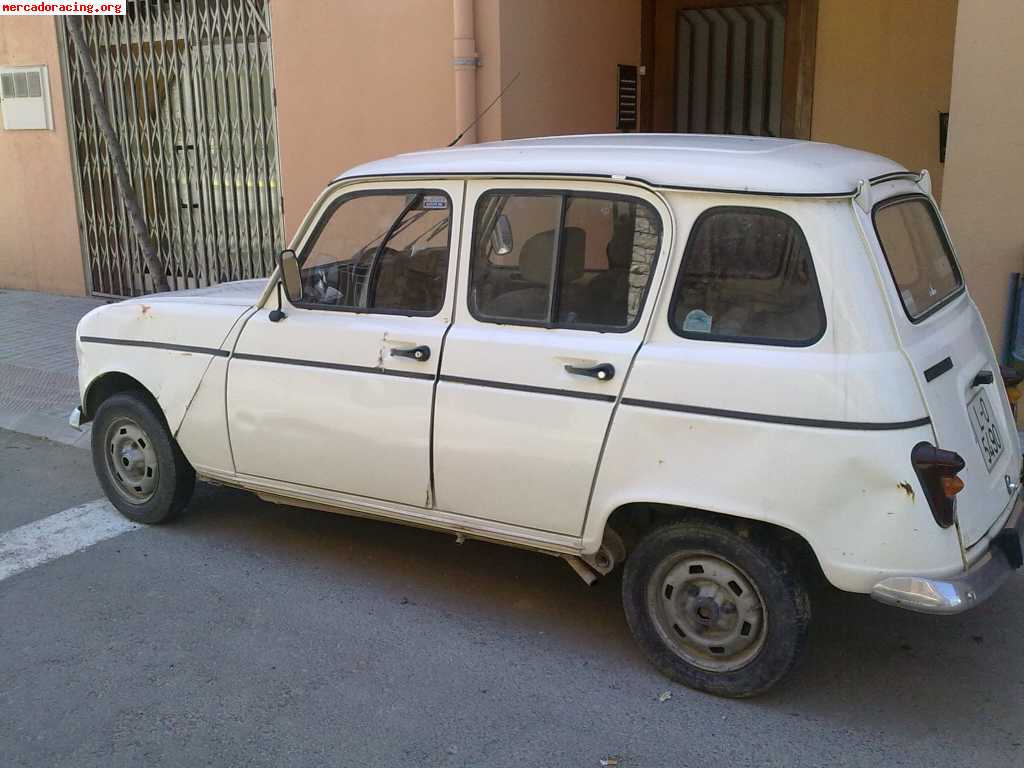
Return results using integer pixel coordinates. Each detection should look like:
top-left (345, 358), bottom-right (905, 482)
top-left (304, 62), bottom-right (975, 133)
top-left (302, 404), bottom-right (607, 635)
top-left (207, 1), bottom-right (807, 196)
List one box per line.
top-left (175, 482), bottom-right (1024, 738)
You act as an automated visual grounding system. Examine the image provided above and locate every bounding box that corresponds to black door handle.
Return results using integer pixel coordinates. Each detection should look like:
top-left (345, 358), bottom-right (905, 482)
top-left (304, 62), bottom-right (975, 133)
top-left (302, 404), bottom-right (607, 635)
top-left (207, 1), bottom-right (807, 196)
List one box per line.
top-left (390, 345), bottom-right (431, 362)
top-left (564, 362), bottom-right (615, 381)
top-left (972, 369), bottom-right (994, 387)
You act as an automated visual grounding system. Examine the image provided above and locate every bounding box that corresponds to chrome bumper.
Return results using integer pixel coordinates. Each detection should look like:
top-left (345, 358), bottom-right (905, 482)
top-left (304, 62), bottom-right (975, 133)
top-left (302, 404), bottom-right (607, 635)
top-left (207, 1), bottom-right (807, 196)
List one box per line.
top-left (68, 406), bottom-right (83, 431)
top-left (871, 495), bottom-right (1024, 614)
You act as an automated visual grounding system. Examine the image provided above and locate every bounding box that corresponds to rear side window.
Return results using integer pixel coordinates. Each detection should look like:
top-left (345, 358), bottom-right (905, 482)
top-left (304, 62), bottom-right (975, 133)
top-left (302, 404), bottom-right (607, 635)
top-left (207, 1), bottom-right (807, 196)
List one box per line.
top-left (470, 191), bottom-right (661, 330)
top-left (873, 196), bottom-right (963, 321)
top-left (669, 207), bottom-right (825, 346)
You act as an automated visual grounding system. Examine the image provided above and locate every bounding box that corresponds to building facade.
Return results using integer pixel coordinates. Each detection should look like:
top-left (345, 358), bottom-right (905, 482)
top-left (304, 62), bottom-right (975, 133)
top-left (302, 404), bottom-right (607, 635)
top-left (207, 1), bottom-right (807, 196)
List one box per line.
top-left (0, 0), bottom-right (1021, 351)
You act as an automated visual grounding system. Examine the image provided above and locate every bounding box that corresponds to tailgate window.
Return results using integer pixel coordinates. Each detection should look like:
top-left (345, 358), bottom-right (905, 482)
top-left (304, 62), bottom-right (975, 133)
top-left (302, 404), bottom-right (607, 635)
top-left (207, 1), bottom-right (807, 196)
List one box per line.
top-left (873, 195), bottom-right (963, 321)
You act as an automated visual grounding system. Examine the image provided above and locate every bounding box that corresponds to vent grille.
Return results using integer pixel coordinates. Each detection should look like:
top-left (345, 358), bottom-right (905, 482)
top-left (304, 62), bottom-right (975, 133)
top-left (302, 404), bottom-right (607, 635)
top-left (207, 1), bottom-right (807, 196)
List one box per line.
top-left (1, 70), bottom-right (42, 100)
top-left (617, 64), bottom-right (638, 131)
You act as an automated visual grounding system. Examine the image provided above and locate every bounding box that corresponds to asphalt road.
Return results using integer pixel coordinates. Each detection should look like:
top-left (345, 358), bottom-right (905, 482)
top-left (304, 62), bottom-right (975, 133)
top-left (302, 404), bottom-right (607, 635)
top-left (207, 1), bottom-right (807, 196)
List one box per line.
top-left (1, 427), bottom-right (1023, 767)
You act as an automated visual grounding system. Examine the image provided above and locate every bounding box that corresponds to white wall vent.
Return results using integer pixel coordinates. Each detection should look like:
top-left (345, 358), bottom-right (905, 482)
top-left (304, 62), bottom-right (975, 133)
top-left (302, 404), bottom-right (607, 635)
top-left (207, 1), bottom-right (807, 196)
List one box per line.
top-left (0, 65), bottom-right (53, 130)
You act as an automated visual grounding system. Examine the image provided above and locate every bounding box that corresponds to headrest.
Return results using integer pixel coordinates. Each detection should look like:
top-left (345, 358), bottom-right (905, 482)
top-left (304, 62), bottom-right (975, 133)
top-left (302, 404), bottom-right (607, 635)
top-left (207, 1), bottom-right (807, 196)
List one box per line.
top-left (606, 230), bottom-right (634, 269)
top-left (519, 227), bottom-right (586, 285)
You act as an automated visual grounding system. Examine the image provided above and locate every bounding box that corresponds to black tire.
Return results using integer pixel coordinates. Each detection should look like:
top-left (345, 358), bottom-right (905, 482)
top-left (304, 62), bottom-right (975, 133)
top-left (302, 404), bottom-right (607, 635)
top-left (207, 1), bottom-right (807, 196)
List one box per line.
top-left (622, 520), bottom-right (811, 698)
top-left (91, 391), bottom-right (195, 524)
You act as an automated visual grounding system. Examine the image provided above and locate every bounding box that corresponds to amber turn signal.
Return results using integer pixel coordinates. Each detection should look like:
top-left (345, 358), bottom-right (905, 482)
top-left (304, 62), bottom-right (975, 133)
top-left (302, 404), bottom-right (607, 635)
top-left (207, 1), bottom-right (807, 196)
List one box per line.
top-left (1006, 386), bottom-right (1021, 405)
top-left (911, 442), bottom-right (967, 528)
top-left (940, 475), bottom-right (965, 498)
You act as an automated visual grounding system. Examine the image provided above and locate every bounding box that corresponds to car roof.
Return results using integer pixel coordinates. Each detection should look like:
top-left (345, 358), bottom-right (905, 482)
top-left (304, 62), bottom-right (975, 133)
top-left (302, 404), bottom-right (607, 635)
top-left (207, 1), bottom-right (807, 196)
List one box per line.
top-left (335, 134), bottom-right (907, 197)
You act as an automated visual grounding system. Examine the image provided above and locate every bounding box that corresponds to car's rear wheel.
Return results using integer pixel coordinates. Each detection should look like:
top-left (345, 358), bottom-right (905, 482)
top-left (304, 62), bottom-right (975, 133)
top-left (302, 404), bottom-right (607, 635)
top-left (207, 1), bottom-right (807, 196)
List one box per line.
top-left (91, 391), bottom-right (195, 524)
top-left (622, 520), bottom-right (810, 698)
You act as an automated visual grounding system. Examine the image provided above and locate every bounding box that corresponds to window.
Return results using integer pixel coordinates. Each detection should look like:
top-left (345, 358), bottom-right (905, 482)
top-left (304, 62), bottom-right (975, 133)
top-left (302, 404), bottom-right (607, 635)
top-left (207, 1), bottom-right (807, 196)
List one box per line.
top-left (670, 206), bottom-right (825, 345)
top-left (470, 191), bottom-right (661, 330)
top-left (298, 190), bottom-right (450, 315)
top-left (873, 196), bottom-right (963, 321)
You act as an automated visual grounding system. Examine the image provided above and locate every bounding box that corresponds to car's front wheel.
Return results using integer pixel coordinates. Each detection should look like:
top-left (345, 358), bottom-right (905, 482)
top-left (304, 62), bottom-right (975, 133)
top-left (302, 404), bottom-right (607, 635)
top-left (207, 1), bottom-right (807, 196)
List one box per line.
top-left (91, 391), bottom-right (195, 524)
top-left (622, 520), bottom-right (811, 698)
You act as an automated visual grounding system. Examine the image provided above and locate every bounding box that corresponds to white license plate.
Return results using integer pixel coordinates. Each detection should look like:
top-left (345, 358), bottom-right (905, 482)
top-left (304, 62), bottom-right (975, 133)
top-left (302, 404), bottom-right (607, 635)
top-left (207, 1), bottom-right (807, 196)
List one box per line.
top-left (967, 389), bottom-right (1005, 471)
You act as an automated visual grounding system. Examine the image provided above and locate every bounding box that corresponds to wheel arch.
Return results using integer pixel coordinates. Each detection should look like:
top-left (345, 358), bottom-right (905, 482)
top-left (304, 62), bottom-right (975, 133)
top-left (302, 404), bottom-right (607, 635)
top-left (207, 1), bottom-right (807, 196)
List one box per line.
top-left (82, 371), bottom-right (162, 425)
top-left (601, 501), bottom-right (826, 585)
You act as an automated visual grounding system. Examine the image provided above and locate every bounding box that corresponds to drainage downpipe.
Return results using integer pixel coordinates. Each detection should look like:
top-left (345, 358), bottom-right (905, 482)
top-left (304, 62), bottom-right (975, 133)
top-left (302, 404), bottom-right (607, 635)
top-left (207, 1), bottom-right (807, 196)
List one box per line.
top-left (453, 0), bottom-right (478, 145)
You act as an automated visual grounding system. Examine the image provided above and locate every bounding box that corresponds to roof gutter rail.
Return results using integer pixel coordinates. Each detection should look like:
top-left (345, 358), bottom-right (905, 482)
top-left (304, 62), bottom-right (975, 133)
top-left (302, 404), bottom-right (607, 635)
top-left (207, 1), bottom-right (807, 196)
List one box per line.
top-left (332, 172), bottom-right (867, 200)
top-left (869, 169), bottom-right (931, 194)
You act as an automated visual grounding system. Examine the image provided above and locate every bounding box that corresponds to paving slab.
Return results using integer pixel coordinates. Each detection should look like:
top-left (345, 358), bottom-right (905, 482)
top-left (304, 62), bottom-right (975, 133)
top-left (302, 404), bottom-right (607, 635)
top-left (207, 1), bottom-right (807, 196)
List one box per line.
top-left (0, 289), bottom-right (108, 447)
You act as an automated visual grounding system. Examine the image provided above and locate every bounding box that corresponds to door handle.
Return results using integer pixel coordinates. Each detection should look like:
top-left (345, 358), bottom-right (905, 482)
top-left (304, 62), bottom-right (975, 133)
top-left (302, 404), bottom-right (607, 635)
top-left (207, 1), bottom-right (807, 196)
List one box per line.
top-left (390, 344), bottom-right (431, 362)
top-left (972, 369), bottom-right (994, 387)
top-left (564, 362), bottom-right (615, 381)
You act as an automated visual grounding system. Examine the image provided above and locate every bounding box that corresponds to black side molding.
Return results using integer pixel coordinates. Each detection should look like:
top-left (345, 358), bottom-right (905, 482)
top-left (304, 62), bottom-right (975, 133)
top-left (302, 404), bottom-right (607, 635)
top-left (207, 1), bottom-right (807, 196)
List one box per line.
top-left (80, 336), bottom-right (230, 357)
top-left (924, 357), bottom-right (953, 383)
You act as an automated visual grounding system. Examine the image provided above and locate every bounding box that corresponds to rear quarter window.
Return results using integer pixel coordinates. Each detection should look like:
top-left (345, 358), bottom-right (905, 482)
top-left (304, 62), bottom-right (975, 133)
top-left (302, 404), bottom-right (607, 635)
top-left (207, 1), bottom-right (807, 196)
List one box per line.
top-left (669, 206), bottom-right (826, 346)
top-left (872, 195), bottom-right (964, 322)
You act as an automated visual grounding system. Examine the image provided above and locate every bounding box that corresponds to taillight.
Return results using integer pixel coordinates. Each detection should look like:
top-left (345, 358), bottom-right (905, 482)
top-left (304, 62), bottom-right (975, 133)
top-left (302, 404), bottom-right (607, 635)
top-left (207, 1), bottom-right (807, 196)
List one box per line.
top-left (911, 442), bottom-right (966, 528)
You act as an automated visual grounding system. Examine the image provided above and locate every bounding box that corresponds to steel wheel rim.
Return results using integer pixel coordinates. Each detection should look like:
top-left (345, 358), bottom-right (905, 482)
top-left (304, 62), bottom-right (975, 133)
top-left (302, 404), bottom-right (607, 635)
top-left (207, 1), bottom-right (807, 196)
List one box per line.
top-left (103, 417), bottom-right (159, 504)
top-left (648, 551), bottom-right (767, 673)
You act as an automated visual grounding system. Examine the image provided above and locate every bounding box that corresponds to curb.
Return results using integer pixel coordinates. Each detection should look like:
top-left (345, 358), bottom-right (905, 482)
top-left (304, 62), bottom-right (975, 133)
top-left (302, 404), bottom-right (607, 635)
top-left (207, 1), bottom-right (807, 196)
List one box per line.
top-left (0, 407), bottom-right (91, 449)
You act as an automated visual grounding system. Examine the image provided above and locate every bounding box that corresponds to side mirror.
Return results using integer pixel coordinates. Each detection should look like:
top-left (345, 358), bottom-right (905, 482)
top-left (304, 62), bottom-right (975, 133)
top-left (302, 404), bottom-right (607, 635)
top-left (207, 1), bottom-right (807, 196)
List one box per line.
top-left (269, 249), bottom-right (301, 322)
top-left (491, 214), bottom-right (514, 256)
top-left (277, 248), bottom-right (301, 303)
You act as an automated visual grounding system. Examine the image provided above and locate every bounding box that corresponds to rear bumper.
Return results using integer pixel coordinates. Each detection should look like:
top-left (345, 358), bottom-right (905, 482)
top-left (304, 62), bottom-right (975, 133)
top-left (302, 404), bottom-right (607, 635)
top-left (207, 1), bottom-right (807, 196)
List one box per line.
top-left (871, 494), bottom-right (1024, 614)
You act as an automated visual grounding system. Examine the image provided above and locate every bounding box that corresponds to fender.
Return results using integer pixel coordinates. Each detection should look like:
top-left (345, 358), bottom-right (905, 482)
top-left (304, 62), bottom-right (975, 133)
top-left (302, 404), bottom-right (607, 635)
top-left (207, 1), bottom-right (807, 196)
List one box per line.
top-left (76, 295), bottom-right (253, 434)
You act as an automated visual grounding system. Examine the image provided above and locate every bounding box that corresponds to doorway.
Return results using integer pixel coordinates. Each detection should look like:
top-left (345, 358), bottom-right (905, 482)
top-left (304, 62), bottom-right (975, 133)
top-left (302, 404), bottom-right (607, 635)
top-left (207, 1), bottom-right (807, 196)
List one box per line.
top-left (641, 0), bottom-right (817, 138)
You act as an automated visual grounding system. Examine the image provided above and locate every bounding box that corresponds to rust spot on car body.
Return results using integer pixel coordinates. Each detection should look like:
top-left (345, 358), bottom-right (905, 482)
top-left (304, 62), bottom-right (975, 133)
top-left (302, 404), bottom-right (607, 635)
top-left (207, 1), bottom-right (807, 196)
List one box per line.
top-left (898, 482), bottom-right (915, 502)
top-left (140, 304), bottom-right (152, 316)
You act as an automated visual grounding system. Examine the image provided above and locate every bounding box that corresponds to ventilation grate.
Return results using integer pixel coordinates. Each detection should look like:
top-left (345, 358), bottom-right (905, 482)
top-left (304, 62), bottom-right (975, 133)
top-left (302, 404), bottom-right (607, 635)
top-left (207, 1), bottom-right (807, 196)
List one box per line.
top-left (1, 70), bottom-right (42, 100)
top-left (617, 64), bottom-right (638, 131)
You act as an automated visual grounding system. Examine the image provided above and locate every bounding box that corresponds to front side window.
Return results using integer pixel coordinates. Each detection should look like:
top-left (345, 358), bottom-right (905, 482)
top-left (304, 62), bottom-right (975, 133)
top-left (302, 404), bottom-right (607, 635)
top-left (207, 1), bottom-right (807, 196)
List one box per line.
top-left (470, 191), bottom-right (661, 330)
top-left (298, 190), bottom-right (451, 314)
top-left (670, 206), bottom-right (825, 345)
top-left (873, 195), bottom-right (963, 321)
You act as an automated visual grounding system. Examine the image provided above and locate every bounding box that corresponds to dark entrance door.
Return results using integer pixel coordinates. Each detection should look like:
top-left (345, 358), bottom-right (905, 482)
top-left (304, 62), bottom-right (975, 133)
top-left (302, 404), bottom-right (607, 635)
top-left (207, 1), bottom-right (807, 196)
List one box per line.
top-left (642, 0), bottom-right (817, 138)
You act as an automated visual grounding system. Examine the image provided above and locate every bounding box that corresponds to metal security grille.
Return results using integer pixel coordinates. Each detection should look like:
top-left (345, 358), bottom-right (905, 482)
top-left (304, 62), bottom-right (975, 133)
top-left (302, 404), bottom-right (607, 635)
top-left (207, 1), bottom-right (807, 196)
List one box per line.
top-left (59, 0), bottom-right (283, 297)
top-left (674, 1), bottom-right (786, 136)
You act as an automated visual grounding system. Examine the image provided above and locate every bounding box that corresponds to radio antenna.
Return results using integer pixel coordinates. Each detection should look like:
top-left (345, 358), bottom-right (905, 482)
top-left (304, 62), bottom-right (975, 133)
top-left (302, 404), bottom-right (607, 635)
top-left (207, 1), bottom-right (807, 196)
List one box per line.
top-left (448, 71), bottom-right (521, 148)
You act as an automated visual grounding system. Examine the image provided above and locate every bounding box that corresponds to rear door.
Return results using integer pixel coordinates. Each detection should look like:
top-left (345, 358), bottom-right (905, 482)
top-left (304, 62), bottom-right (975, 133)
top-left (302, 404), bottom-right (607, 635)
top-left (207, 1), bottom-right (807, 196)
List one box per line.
top-left (864, 188), bottom-right (1021, 545)
top-left (432, 181), bottom-right (671, 535)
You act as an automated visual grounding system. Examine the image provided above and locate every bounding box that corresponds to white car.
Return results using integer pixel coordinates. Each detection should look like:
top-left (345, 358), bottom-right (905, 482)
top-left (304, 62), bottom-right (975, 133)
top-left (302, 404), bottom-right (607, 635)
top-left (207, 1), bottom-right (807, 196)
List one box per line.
top-left (73, 135), bottom-right (1024, 697)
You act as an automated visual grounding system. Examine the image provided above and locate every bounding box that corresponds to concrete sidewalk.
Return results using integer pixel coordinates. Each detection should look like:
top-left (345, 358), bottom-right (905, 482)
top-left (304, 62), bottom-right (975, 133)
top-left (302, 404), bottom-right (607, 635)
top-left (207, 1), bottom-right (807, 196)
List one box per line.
top-left (0, 289), bottom-right (107, 447)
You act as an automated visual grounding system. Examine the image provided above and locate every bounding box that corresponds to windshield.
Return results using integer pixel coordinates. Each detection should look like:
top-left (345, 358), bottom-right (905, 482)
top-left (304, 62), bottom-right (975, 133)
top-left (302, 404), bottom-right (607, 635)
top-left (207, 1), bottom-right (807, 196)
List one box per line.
top-left (872, 195), bottom-right (963, 321)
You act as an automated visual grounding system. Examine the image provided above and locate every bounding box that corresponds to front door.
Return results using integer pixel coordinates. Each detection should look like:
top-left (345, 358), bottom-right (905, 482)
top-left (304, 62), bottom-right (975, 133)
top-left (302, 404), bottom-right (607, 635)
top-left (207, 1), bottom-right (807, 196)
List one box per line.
top-left (432, 181), bottom-right (671, 535)
top-left (227, 180), bottom-right (463, 507)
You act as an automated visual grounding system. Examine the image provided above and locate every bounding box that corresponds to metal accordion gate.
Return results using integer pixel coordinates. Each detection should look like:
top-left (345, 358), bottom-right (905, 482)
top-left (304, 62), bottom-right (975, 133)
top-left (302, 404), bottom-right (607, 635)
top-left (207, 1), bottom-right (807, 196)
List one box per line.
top-left (58, 0), bottom-right (284, 298)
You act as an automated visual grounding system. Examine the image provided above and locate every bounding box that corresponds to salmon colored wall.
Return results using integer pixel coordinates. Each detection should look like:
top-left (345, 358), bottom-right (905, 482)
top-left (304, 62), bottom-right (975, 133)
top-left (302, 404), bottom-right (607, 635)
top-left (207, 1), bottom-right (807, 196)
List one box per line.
top-left (269, 0), bottom-right (457, 239)
top-left (0, 17), bottom-right (85, 295)
top-left (498, 0), bottom-right (640, 140)
top-left (810, 0), bottom-right (956, 201)
top-left (941, 0), bottom-right (1024, 353)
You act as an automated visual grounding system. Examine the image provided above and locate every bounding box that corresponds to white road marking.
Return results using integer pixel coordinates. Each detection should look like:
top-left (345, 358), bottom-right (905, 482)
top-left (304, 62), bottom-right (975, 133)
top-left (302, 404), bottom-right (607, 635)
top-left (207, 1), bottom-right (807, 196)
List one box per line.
top-left (0, 499), bottom-right (138, 583)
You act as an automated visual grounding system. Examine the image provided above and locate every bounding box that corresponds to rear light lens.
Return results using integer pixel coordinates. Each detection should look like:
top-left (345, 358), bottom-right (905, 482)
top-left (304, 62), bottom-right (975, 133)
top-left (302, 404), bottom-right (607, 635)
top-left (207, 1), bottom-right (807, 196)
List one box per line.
top-left (1000, 365), bottom-right (1023, 388)
top-left (911, 442), bottom-right (966, 528)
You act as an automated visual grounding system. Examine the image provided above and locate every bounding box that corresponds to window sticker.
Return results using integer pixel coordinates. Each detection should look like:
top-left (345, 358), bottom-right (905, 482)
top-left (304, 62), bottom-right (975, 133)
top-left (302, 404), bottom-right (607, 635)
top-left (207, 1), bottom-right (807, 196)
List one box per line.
top-left (683, 308), bottom-right (712, 333)
top-left (421, 195), bottom-right (448, 210)
top-left (901, 288), bottom-right (917, 314)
